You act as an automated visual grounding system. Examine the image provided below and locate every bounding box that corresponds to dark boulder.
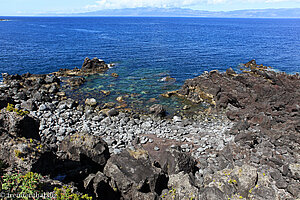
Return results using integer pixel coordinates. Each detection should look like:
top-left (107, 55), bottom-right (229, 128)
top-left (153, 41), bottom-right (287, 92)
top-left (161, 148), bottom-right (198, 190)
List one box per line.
top-left (149, 104), bottom-right (166, 117)
top-left (0, 109), bottom-right (40, 140)
top-left (83, 171), bottom-right (120, 199)
top-left (67, 77), bottom-right (86, 87)
top-left (154, 147), bottom-right (197, 175)
top-left (0, 96), bottom-right (14, 109)
top-left (81, 57), bottom-right (108, 72)
top-left (107, 108), bottom-right (119, 117)
top-left (103, 150), bottom-right (168, 199)
top-left (0, 134), bottom-right (56, 174)
top-left (2, 73), bottom-right (22, 84)
top-left (59, 133), bottom-right (110, 170)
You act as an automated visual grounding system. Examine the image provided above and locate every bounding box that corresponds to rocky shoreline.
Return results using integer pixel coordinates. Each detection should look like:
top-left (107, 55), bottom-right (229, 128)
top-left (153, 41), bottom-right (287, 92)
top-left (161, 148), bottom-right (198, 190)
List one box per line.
top-left (0, 59), bottom-right (299, 199)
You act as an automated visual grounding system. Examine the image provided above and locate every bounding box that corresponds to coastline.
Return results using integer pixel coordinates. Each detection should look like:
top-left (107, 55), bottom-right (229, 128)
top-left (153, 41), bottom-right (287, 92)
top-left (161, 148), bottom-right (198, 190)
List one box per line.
top-left (0, 59), bottom-right (299, 199)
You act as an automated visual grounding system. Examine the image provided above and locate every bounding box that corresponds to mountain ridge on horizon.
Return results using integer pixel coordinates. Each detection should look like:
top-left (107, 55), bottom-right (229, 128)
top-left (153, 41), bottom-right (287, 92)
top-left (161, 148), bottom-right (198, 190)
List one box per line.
top-left (41, 7), bottom-right (300, 18)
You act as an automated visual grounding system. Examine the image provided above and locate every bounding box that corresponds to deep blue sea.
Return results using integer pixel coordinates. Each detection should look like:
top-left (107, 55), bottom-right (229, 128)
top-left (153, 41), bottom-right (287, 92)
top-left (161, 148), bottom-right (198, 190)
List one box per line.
top-left (1, 17), bottom-right (300, 113)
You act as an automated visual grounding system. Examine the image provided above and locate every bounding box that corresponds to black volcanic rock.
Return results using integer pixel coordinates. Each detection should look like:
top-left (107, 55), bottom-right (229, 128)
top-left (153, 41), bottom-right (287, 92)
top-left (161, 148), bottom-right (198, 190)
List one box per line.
top-left (149, 104), bottom-right (166, 117)
top-left (0, 133), bottom-right (56, 174)
top-left (81, 57), bottom-right (108, 72)
top-left (67, 77), bottom-right (86, 87)
top-left (52, 57), bottom-right (109, 77)
top-left (59, 132), bottom-right (110, 169)
top-left (103, 150), bottom-right (167, 199)
top-left (0, 109), bottom-right (40, 140)
top-left (154, 147), bottom-right (197, 175)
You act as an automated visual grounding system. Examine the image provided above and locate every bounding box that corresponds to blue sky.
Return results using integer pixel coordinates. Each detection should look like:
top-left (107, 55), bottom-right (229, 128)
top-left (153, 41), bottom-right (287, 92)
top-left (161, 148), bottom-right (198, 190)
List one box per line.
top-left (1, 0), bottom-right (300, 15)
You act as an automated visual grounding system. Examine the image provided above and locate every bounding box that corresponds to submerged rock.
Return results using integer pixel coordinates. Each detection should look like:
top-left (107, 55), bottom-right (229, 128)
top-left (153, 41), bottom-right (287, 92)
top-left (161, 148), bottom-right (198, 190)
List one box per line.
top-left (111, 73), bottom-right (119, 78)
top-left (67, 77), bottom-right (86, 87)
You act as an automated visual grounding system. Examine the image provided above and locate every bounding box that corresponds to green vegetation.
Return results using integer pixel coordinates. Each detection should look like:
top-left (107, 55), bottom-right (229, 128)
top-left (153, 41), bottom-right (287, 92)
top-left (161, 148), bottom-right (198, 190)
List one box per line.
top-left (1, 172), bottom-right (42, 196)
top-left (14, 149), bottom-right (23, 158)
top-left (54, 186), bottom-right (92, 200)
top-left (0, 171), bottom-right (93, 200)
top-left (6, 103), bottom-right (29, 116)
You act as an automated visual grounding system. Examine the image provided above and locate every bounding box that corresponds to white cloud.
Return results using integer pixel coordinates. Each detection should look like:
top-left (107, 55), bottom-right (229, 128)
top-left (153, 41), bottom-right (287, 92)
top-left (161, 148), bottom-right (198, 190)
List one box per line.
top-left (84, 0), bottom-right (300, 10)
top-left (85, 0), bottom-right (226, 10)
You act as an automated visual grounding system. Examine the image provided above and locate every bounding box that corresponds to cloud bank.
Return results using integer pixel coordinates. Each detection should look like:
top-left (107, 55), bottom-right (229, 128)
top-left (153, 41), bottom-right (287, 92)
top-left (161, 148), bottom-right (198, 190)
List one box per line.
top-left (85, 0), bottom-right (300, 10)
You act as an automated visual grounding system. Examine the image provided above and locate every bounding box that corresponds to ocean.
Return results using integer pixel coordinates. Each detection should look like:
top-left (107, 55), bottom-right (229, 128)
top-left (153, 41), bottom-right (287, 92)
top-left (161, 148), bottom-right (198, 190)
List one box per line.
top-left (1, 17), bottom-right (299, 113)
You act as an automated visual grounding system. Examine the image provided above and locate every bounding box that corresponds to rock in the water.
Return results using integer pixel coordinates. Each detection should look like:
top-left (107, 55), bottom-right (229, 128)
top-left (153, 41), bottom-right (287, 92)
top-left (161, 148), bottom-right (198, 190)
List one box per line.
top-left (81, 57), bottom-right (108, 72)
top-left (67, 77), bottom-right (86, 87)
top-left (111, 73), bottom-right (119, 78)
top-left (160, 76), bottom-right (176, 82)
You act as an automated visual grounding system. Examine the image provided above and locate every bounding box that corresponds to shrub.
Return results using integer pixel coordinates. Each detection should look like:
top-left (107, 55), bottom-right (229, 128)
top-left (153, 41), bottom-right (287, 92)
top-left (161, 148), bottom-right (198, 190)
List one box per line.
top-left (0, 171), bottom-right (93, 200)
top-left (1, 171), bottom-right (42, 196)
top-left (54, 186), bottom-right (92, 200)
top-left (6, 103), bottom-right (29, 116)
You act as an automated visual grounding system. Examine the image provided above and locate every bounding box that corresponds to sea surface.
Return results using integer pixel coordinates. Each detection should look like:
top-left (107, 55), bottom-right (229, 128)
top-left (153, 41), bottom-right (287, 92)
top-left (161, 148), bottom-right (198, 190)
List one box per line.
top-left (0, 17), bottom-right (299, 114)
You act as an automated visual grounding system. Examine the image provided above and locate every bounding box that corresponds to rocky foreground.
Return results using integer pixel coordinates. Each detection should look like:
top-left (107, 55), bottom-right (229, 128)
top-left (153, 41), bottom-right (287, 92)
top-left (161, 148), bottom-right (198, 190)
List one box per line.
top-left (0, 59), bottom-right (299, 200)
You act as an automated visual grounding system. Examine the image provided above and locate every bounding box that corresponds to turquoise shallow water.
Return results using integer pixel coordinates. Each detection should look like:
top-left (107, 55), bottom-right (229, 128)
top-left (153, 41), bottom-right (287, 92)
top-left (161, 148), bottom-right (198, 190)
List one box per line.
top-left (1, 17), bottom-right (299, 113)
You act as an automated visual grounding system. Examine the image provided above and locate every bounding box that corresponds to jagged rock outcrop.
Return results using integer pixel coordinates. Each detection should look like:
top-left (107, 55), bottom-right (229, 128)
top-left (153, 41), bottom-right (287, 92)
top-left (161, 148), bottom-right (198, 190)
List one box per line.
top-left (0, 109), bottom-right (40, 140)
top-left (153, 147), bottom-right (197, 175)
top-left (103, 150), bottom-right (168, 199)
top-left (81, 57), bottom-right (108, 72)
top-left (0, 134), bottom-right (56, 175)
top-left (59, 132), bottom-right (110, 169)
top-left (53, 57), bottom-right (109, 77)
top-left (67, 77), bottom-right (86, 87)
top-left (149, 104), bottom-right (166, 117)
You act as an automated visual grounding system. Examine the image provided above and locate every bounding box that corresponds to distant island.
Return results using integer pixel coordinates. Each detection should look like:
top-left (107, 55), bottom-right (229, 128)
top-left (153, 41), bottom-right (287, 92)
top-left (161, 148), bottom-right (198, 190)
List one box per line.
top-left (0, 19), bottom-right (9, 21)
top-left (42, 7), bottom-right (300, 18)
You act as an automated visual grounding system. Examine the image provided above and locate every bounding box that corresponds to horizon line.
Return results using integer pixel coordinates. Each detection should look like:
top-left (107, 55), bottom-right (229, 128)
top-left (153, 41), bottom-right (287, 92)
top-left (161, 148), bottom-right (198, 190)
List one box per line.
top-left (1, 7), bottom-right (300, 17)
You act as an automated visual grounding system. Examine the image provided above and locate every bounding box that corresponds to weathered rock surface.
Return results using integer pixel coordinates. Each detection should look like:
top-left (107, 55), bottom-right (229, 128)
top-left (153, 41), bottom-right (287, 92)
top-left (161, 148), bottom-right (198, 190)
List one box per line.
top-left (84, 171), bottom-right (120, 199)
top-left (81, 57), bottom-right (108, 73)
top-left (104, 150), bottom-right (168, 199)
top-left (53, 57), bottom-right (109, 77)
top-left (59, 133), bottom-right (110, 169)
top-left (0, 109), bottom-right (40, 140)
top-left (149, 104), bottom-right (166, 117)
top-left (1, 60), bottom-right (299, 200)
top-left (0, 133), bottom-right (56, 175)
top-left (67, 77), bottom-right (86, 87)
top-left (154, 147), bottom-right (197, 175)
top-left (163, 172), bottom-right (199, 200)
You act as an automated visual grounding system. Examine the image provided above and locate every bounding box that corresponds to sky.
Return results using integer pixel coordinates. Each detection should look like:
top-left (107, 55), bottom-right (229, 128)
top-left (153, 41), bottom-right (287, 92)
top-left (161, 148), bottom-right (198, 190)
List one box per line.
top-left (0, 0), bottom-right (300, 15)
